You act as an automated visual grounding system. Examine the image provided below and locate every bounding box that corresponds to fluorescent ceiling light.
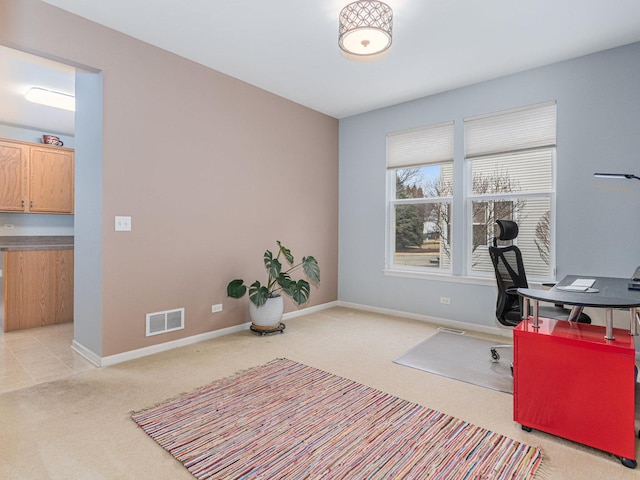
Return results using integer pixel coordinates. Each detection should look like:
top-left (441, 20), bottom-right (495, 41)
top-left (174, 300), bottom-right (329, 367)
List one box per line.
top-left (25, 87), bottom-right (75, 111)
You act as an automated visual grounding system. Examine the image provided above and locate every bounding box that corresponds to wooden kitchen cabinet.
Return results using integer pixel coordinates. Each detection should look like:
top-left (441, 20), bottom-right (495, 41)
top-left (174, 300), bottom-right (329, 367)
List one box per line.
top-left (29, 146), bottom-right (75, 213)
top-left (0, 139), bottom-right (28, 211)
top-left (4, 249), bottom-right (74, 332)
top-left (0, 138), bottom-right (74, 214)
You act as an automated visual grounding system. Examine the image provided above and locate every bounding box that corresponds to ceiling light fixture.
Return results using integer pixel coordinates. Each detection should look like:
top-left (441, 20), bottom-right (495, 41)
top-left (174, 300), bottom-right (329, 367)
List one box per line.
top-left (338, 1), bottom-right (393, 61)
top-left (594, 172), bottom-right (640, 181)
top-left (25, 87), bottom-right (75, 111)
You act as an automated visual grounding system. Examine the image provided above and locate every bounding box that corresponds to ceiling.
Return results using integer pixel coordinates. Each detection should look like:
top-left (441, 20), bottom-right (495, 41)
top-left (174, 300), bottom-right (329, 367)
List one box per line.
top-left (4, 1), bottom-right (640, 135)
top-left (0, 45), bottom-right (76, 135)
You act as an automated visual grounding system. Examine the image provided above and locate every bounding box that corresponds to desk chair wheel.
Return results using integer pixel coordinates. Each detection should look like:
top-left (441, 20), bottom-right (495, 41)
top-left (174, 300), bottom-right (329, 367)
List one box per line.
top-left (621, 457), bottom-right (637, 469)
top-left (490, 348), bottom-right (500, 362)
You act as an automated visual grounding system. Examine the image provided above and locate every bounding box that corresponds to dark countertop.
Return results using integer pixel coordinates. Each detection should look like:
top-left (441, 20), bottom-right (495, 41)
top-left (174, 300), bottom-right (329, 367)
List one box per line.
top-left (519, 274), bottom-right (640, 308)
top-left (0, 236), bottom-right (74, 251)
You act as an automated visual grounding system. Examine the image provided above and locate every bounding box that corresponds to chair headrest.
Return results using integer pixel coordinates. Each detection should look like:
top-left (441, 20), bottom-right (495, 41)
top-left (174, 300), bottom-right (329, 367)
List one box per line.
top-left (496, 220), bottom-right (518, 241)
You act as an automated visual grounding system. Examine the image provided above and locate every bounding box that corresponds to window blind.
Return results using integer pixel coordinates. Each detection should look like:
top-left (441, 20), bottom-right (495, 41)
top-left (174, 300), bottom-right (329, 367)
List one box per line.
top-left (464, 101), bottom-right (556, 159)
top-left (387, 121), bottom-right (454, 169)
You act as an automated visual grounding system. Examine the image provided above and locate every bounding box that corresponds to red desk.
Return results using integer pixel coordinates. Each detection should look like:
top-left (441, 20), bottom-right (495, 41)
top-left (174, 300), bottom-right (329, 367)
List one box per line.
top-left (514, 317), bottom-right (636, 467)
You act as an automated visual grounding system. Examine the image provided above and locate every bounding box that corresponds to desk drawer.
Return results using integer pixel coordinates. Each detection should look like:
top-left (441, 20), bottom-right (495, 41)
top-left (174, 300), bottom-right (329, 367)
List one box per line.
top-left (514, 320), bottom-right (635, 460)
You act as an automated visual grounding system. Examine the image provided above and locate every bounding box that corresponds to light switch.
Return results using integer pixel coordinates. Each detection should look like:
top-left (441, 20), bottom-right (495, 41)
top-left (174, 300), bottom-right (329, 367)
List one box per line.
top-left (115, 216), bottom-right (132, 231)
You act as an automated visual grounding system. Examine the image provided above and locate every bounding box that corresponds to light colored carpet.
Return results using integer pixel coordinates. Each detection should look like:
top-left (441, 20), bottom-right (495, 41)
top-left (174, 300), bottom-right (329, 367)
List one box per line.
top-left (394, 329), bottom-right (514, 394)
top-left (1, 307), bottom-right (638, 479)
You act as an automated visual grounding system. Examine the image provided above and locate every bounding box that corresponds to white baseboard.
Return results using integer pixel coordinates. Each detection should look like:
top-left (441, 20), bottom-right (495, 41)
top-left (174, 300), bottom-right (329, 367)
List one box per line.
top-left (100, 323), bottom-right (250, 367)
top-left (283, 300), bottom-right (339, 320)
top-left (72, 300), bottom-right (505, 367)
top-left (73, 301), bottom-right (340, 367)
top-left (71, 340), bottom-right (102, 367)
top-left (336, 300), bottom-right (511, 338)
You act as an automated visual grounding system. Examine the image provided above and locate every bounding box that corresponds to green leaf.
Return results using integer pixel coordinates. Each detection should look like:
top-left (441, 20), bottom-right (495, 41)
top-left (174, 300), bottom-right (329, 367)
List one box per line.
top-left (278, 272), bottom-right (294, 296)
top-left (263, 250), bottom-right (281, 280)
top-left (226, 279), bottom-right (247, 298)
top-left (263, 249), bottom-right (273, 267)
top-left (230, 244), bottom-right (319, 307)
top-left (276, 271), bottom-right (293, 289)
top-left (290, 279), bottom-right (311, 305)
top-left (248, 281), bottom-right (270, 307)
top-left (302, 256), bottom-right (320, 283)
top-left (277, 241), bottom-right (294, 265)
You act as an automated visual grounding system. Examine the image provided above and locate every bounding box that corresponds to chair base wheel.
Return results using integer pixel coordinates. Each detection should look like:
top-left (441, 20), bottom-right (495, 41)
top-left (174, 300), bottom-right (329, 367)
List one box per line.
top-left (621, 458), bottom-right (637, 469)
top-left (490, 348), bottom-right (500, 362)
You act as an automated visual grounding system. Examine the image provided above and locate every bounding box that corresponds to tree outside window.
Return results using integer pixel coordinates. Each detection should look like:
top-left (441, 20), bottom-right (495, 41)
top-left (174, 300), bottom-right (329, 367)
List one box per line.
top-left (386, 102), bottom-right (555, 280)
top-left (391, 165), bottom-right (452, 270)
top-left (468, 152), bottom-right (553, 277)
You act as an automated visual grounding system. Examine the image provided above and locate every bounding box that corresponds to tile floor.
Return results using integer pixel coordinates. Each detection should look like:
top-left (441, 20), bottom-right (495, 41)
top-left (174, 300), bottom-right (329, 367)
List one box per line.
top-left (0, 322), bottom-right (96, 394)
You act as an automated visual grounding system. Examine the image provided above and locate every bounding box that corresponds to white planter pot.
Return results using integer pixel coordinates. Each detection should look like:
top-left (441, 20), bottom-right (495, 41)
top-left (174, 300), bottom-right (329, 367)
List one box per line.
top-left (249, 295), bottom-right (284, 328)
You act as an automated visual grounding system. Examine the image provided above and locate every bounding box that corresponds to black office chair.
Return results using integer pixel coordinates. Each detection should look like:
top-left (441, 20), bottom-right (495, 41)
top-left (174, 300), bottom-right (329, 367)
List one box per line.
top-left (489, 219), bottom-right (591, 361)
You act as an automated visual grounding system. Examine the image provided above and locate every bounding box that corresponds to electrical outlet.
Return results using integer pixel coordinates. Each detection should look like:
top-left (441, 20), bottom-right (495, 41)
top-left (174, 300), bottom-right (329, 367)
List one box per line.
top-left (440, 297), bottom-right (451, 305)
top-left (212, 304), bottom-right (223, 313)
top-left (115, 216), bottom-right (132, 231)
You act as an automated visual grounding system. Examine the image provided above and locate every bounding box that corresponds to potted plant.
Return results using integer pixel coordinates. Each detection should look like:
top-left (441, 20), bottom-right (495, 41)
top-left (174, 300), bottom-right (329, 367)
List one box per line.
top-left (227, 241), bottom-right (320, 331)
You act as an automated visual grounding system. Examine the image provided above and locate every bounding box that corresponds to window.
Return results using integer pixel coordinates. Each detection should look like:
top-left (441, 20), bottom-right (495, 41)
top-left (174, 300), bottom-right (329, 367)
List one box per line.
top-left (465, 102), bottom-right (556, 280)
top-left (472, 201), bottom-right (513, 249)
top-left (385, 102), bottom-right (556, 281)
top-left (387, 122), bottom-right (454, 272)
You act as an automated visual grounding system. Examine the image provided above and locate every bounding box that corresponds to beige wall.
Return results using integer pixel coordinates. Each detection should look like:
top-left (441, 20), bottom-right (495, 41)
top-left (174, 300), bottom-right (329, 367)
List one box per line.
top-left (0, 0), bottom-right (339, 356)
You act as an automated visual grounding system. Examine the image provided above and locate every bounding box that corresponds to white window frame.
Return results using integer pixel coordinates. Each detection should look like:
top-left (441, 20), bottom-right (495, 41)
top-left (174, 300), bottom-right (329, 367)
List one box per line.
top-left (464, 101), bottom-right (557, 281)
top-left (387, 168), bottom-right (454, 273)
top-left (465, 179), bottom-right (557, 280)
top-left (385, 122), bottom-right (455, 274)
top-left (384, 101), bottom-right (557, 283)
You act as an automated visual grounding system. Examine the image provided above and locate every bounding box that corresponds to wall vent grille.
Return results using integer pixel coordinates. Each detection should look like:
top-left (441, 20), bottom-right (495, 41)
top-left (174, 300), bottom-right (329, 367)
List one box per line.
top-left (146, 308), bottom-right (185, 337)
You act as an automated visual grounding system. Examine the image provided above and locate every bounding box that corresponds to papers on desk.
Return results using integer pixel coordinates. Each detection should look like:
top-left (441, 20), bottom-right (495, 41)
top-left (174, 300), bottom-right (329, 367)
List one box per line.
top-left (558, 278), bottom-right (596, 292)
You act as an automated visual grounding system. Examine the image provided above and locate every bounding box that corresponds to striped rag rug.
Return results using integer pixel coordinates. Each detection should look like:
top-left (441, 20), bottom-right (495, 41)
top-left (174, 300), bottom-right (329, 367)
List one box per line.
top-left (131, 358), bottom-right (542, 479)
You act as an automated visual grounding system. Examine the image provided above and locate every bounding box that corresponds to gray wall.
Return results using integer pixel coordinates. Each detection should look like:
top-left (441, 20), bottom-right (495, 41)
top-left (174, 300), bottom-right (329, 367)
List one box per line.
top-left (0, 123), bottom-right (75, 147)
top-left (0, 213), bottom-right (73, 236)
top-left (73, 70), bottom-right (103, 355)
top-left (338, 42), bottom-right (640, 330)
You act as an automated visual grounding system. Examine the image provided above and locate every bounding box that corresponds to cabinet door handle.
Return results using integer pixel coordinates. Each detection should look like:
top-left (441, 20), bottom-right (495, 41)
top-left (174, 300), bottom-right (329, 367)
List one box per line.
top-left (21, 200), bottom-right (24, 208)
top-left (30, 200), bottom-right (33, 208)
